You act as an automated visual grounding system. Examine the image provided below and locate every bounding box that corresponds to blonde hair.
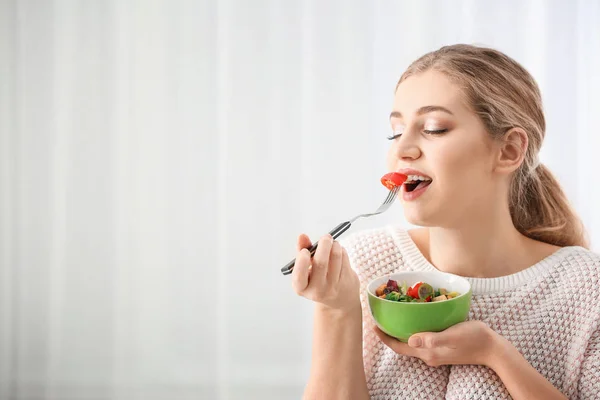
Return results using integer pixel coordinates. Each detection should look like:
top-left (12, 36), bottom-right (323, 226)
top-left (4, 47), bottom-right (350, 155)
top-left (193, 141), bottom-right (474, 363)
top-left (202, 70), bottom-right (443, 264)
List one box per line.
top-left (398, 44), bottom-right (588, 248)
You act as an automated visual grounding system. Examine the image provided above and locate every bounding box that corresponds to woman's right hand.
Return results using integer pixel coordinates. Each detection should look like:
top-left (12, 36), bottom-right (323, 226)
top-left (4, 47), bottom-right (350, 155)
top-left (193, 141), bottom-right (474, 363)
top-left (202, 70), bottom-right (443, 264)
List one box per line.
top-left (291, 233), bottom-right (361, 313)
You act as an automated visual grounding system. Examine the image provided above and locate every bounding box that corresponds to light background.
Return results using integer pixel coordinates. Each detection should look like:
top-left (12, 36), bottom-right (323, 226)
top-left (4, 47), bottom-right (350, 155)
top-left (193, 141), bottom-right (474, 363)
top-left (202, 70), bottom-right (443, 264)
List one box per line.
top-left (1, 0), bottom-right (599, 399)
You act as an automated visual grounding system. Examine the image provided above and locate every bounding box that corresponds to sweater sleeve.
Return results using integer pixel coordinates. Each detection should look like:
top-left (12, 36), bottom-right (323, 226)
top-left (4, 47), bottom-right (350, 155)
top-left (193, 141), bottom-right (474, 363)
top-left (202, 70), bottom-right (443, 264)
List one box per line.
top-left (578, 326), bottom-right (600, 399)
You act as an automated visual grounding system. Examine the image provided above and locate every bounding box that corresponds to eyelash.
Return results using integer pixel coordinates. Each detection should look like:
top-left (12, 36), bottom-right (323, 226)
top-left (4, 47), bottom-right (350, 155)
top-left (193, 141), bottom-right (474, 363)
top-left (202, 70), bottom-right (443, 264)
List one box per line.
top-left (386, 129), bottom-right (448, 141)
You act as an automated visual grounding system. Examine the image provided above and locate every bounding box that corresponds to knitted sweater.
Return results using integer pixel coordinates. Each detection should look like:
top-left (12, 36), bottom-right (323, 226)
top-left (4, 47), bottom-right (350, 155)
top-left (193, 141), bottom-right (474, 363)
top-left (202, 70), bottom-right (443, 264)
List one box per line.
top-left (340, 226), bottom-right (600, 400)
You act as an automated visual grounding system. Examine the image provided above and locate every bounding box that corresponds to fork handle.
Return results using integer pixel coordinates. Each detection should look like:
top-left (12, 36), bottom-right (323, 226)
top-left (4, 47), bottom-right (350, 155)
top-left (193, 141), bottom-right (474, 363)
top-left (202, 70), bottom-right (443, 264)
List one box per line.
top-left (281, 221), bottom-right (352, 275)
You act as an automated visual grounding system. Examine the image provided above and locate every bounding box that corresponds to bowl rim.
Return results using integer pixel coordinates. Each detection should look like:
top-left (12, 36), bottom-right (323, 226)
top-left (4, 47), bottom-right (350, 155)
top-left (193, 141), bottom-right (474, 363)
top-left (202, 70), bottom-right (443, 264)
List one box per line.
top-left (366, 270), bottom-right (472, 305)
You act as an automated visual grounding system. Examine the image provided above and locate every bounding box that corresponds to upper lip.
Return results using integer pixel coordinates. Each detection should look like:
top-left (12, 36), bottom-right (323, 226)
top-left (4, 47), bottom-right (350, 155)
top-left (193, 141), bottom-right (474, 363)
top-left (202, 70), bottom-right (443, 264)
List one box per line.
top-left (396, 168), bottom-right (432, 180)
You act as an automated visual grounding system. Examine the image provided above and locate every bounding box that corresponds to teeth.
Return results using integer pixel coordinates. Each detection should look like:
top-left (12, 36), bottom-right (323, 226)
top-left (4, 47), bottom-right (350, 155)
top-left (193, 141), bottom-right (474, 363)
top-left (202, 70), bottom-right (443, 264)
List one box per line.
top-left (406, 175), bottom-right (432, 183)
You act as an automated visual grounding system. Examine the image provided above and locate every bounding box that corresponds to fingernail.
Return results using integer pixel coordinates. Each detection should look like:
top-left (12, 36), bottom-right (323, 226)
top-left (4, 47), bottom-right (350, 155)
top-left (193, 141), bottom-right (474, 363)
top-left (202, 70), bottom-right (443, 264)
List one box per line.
top-left (408, 336), bottom-right (422, 348)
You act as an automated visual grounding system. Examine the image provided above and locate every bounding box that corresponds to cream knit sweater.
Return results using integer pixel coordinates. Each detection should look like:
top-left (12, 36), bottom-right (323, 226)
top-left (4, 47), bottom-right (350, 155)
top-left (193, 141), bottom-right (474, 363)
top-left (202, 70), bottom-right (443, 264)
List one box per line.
top-left (340, 226), bottom-right (600, 400)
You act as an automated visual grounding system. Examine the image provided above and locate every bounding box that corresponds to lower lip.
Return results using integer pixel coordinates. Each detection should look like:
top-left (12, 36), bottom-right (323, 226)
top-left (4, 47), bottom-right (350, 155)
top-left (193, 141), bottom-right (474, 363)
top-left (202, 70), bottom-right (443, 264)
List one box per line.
top-left (401, 181), bottom-right (432, 201)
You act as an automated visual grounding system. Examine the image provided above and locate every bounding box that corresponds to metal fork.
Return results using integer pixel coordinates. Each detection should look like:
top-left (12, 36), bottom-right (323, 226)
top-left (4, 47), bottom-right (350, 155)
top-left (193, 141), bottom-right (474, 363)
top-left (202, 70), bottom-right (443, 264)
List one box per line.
top-left (281, 186), bottom-right (400, 275)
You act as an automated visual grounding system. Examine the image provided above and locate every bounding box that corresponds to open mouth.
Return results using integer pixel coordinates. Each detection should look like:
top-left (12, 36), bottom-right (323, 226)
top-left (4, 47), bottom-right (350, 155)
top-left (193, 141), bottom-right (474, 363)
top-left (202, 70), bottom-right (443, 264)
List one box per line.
top-left (403, 175), bottom-right (433, 192)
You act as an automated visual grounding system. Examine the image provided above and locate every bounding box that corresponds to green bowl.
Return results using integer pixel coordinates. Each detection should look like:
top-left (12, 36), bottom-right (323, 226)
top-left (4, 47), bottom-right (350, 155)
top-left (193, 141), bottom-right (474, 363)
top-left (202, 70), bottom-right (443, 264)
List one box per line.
top-left (367, 271), bottom-right (472, 342)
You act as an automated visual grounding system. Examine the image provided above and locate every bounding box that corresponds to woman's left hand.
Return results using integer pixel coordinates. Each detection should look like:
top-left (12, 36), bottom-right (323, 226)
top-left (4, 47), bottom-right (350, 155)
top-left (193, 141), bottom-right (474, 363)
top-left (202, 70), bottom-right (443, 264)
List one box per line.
top-left (373, 320), bottom-right (500, 368)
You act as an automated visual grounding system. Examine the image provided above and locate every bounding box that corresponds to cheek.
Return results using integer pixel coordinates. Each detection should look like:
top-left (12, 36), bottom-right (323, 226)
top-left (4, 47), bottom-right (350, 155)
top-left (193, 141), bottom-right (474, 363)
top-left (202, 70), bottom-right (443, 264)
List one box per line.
top-left (439, 154), bottom-right (492, 200)
top-left (432, 146), bottom-right (488, 192)
top-left (432, 150), bottom-right (466, 179)
top-left (436, 135), bottom-right (491, 171)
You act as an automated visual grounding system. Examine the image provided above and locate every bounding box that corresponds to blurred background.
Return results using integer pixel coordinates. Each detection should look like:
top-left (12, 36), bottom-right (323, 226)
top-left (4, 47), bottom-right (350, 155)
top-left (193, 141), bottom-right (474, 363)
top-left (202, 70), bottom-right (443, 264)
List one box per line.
top-left (1, 0), bottom-right (599, 399)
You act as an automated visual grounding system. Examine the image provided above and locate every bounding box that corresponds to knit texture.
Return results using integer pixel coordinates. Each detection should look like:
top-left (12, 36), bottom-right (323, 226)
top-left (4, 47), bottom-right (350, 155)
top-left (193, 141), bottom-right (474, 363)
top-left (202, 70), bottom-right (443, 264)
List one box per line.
top-left (340, 225), bottom-right (600, 400)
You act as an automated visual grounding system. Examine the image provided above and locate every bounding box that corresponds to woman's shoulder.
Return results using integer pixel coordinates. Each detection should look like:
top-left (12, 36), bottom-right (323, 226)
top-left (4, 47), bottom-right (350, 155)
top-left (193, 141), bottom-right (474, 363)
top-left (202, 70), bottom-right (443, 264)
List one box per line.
top-left (533, 246), bottom-right (600, 309)
top-left (540, 246), bottom-right (600, 328)
top-left (553, 245), bottom-right (600, 281)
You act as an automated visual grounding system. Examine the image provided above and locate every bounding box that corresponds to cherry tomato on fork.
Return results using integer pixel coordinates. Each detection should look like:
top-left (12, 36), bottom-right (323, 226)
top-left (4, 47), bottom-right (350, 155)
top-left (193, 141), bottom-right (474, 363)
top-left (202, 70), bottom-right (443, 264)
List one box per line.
top-left (381, 172), bottom-right (407, 190)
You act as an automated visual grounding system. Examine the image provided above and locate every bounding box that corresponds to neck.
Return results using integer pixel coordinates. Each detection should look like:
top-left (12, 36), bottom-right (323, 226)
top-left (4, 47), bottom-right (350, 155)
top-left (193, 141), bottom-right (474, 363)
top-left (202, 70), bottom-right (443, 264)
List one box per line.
top-left (419, 204), bottom-right (552, 278)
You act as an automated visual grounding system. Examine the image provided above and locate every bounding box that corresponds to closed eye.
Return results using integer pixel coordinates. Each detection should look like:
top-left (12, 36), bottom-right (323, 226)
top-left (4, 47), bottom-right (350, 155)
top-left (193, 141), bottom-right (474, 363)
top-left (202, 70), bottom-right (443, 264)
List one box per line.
top-left (387, 129), bottom-right (447, 140)
top-left (423, 129), bottom-right (448, 135)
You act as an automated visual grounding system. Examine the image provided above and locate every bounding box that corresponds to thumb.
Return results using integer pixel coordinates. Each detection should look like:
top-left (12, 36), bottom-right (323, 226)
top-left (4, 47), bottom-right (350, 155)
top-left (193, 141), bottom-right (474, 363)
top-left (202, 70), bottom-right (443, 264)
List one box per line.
top-left (408, 330), bottom-right (451, 349)
top-left (296, 234), bottom-right (312, 252)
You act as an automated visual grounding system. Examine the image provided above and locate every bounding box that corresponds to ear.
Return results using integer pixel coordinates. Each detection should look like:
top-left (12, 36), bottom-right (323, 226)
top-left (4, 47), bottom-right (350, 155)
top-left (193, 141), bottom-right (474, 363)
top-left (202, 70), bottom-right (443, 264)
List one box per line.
top-left (495, 128), bottom-right (528, 174)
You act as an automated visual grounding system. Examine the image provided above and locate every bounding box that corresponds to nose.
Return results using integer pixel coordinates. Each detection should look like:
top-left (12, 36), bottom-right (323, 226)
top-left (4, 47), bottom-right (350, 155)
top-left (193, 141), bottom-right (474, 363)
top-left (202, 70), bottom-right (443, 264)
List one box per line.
top-left (393, 133), bottom-right (421, 161)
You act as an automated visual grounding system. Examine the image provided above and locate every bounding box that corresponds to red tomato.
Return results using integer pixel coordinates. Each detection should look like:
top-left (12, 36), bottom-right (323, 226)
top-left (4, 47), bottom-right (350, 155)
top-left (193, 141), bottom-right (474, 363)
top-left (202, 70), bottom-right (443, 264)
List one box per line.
top-left (380, 172), bottom-right (407, 190)
top-left (408, 282), bottom-right (423, 299)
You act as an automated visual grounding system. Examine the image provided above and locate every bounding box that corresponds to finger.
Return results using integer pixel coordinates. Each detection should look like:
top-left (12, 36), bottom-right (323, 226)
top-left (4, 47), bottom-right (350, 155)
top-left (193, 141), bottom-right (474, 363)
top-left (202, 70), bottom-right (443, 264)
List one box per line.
top-left (291, 248), bottom-right (311, 294)
top-left (340, 247), bottom-right (351, 283)
top-left (311, 234), bottom-right (333, 287)
top-left (409, 333), bottom-right (438, 349)
top-left (296, 234), bottom-right (312, 252)
top-left (373, 326), bottom-right (419, 357)
top-left (409, 327), bottom-right (457, 349)
top-left (327, 241), bottom-right (343, 284)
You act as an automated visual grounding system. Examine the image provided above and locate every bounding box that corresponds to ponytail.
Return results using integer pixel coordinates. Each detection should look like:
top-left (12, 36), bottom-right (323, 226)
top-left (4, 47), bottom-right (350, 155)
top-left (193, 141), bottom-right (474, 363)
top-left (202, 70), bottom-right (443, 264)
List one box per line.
top-left (510, 163), bottom-right (588, 248)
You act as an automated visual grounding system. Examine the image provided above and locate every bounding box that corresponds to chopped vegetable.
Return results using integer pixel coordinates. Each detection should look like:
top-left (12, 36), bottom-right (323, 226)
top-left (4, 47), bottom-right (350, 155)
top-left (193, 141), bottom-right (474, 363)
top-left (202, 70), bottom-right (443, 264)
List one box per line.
top-left (375, 283), bottom-right (387, 297)
top-left (375, 278), bottom-right (460, 303)
top-left (386, 279), bottom-right (399, 292)
top-left (385, 292), bottom-right (401, 301)
top-left (417, 283), bottom-right (434, 300)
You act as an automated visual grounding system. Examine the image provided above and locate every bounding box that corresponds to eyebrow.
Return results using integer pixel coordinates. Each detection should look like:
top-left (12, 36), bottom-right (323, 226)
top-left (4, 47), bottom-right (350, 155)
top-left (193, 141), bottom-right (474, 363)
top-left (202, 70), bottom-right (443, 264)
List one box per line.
top-left (389, 105), bottom-right (454, 120)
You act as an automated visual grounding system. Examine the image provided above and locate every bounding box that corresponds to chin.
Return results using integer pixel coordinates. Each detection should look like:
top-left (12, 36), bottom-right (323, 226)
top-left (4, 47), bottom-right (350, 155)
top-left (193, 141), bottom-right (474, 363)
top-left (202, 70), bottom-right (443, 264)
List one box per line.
top-left (402, 203), bottom-right (446, 227)
top-left (403, 208), bottom-right (438, 227)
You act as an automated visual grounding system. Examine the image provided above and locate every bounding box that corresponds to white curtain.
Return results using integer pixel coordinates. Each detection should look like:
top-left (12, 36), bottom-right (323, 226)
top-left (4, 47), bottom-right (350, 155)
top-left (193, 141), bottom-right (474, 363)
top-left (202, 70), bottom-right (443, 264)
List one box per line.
top-left (1, 0), bottom-right (599, 399)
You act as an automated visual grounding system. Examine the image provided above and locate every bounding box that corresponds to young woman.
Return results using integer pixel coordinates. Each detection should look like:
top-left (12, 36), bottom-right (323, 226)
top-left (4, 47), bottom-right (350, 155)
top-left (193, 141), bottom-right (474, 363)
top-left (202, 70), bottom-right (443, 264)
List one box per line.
top-left (291, 44), bottom-right (599, 399)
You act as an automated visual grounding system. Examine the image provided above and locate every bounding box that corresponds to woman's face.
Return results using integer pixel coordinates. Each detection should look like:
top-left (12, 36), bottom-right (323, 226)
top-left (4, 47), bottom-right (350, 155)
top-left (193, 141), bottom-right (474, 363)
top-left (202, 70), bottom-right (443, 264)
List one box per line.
top-left (387, 70), bottom-right (502, 227)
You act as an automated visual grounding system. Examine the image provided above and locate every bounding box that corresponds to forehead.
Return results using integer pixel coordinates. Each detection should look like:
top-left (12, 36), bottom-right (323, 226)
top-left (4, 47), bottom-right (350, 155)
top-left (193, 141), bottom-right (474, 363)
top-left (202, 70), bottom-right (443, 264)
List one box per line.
top-left (393, 70), bottom-right (469, 116)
